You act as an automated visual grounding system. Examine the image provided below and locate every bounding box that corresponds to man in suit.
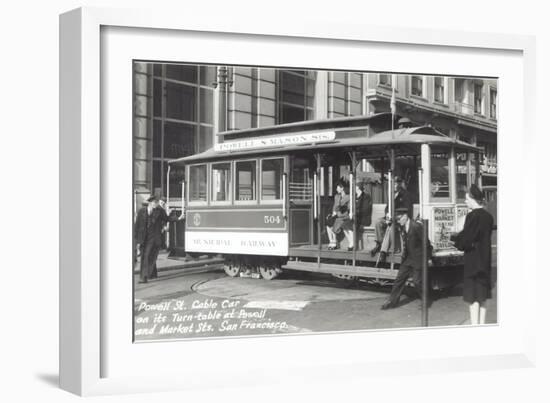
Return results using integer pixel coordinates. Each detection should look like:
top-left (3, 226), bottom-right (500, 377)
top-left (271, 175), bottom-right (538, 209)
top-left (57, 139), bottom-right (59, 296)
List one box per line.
top-left (371, 176), bottom-right (413, 262)
top-left (381, 207), bottom-right (430, 310)
top-left (135, 195), bottom-right (182, 283)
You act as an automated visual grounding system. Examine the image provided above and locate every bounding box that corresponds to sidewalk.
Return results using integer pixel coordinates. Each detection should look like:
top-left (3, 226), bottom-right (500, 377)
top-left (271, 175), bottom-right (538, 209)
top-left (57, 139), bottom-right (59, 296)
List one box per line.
top-left (133, 251), bottom-right (224, 274)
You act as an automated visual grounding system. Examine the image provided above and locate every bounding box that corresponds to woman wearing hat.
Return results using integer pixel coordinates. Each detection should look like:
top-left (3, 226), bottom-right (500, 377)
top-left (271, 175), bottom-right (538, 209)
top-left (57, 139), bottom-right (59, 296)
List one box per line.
top-left (451, 184), bottom-right (494, 325)
top-left (326, 179), bottom-right (354, 250)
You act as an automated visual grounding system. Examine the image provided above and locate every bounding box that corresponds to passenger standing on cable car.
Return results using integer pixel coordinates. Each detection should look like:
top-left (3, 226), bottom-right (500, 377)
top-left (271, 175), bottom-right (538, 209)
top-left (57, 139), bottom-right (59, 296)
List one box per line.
top-left (354, 181), bottom-right (373, 249)
top-left (451, 184), bottom-right (494, 325)
top-left (371, 176), bottom-right (413, 262)
top-left (326, 179), bottom-right (354, 251)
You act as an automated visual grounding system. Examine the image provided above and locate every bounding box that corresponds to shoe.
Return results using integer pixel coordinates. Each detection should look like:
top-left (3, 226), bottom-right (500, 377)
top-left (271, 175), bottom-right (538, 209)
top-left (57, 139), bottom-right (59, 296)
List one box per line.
top-left (379, 251), bottom-right (387, 263)
top-left (370, 242), bottom-right (381, 257)
top-left (381, 300), bottom-right (396, 310)
top-left (328, 245), bottom-right (336, 250)
top-left (347, 247), bottom-right (354, 251)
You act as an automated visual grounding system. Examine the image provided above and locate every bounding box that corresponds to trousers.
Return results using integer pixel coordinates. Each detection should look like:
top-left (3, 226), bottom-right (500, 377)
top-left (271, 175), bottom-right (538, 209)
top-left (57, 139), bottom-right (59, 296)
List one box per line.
top-left (375, 218), bottom-right (401, 253)
top-left (387, 263), bottom-right (422, 305)
top-left (139, 238), bottom-right (161, 280)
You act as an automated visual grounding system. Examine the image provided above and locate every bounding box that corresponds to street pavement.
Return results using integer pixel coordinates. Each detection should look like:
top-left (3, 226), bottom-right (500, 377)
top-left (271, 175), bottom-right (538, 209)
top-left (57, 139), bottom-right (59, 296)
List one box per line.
top-left (134, 262), bottom-right (498, 341)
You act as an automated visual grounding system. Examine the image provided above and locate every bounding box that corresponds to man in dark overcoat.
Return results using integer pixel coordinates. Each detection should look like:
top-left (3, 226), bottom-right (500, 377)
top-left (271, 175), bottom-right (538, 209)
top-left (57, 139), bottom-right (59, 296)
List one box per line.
top-left (135, 195), bottom-right (180, 283)
top-left (381, 208), bottom-right (430, 309)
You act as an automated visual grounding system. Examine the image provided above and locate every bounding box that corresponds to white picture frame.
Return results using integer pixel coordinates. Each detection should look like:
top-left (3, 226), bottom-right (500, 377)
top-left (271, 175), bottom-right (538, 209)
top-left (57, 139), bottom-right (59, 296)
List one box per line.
top-left (59, 6), bottom-right (537, 396)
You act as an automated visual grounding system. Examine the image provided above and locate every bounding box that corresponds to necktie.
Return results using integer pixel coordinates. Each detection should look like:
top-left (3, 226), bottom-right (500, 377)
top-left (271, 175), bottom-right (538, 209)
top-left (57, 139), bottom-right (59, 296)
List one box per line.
top-left (401, 226), bottom-right (408, 260)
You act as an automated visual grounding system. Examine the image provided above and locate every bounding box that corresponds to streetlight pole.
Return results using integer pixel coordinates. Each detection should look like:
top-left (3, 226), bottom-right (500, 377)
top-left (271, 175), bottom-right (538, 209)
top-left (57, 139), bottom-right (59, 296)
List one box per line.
top-left (214, 66), bottom-right (233, 133)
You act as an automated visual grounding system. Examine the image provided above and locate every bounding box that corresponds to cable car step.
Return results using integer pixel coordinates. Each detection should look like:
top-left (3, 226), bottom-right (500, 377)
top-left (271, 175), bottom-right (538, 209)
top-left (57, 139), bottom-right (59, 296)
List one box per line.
top-left (281, 261), bottom-right (397, 280)
top-left (288, 247), bottom-right (402, 264)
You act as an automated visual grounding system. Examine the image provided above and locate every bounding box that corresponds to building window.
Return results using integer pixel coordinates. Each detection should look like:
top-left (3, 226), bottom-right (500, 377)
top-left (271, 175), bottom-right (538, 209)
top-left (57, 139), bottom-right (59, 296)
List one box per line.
top-left (278, 70), bottom-right (315, 124)
top-left (474, 83), bottom-right (484, 114)
top-left (379, 74), bottom-right (392, 86)
top-left (478, 141), bottom-right (497, 175)
top-left (411, 75), bottom-right (424, 97)
top-left (236, 160), bottom-right (257, 201)
top-left (490, 88), bottom-right (497, 119)
top-left (148, 63), bottom-right (216, 198)
top-left (454, 79), bottom-right (464, 102)
top-left (327, 72), bottom-right (362, 118)
top-left (434, 77), bottom-right (446, 103)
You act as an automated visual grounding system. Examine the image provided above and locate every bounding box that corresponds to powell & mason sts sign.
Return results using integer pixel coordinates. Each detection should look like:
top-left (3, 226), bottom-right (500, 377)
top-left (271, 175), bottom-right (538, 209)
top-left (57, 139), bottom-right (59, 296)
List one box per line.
top-left (214, 131), bottom-right (336, 152)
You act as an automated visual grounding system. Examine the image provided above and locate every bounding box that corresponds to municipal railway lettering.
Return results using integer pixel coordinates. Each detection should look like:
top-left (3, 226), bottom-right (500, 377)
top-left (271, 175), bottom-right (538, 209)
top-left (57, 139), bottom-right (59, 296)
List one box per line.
top-left (240, 239), bottom-right (276, 248)
top-left (193, 238), bottom-right (231, 247)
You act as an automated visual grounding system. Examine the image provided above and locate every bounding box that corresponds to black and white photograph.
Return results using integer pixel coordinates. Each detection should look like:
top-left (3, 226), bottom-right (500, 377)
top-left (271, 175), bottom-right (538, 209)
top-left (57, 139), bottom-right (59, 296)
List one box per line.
top-left (132, 63), bottom-right (498, 341)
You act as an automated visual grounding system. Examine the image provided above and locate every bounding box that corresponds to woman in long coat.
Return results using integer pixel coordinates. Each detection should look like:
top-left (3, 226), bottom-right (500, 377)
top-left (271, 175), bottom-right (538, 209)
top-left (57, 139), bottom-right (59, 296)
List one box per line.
top-left (326, 179), bottom-right (354, 250)
top-left (452, 184), bottom-right (494, 324)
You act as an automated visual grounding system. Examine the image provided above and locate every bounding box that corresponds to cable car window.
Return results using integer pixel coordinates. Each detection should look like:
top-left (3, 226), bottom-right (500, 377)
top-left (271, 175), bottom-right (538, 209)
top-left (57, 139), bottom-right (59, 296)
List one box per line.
top-left (393, 156), bottom-right (419, 204)
top-left (211, 162), bottom-right (231, 202)
top-left (236, 160), bottom-right (257, 201)
top-left (430, 152), bottom-right (450, 201)
top-left (456, 151), bottom-right (469, 202)
top-left (189, 164), bottom-right (207, 202)
top-left (261, 158), bottom-right (283, 200)
top-left (320, 166), bottom-right (333, 197)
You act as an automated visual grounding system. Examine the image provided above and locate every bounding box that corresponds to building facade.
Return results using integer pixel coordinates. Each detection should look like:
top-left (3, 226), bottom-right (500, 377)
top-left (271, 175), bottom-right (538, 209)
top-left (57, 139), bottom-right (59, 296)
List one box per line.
top-left (133, 63), bottom-right (497, 206)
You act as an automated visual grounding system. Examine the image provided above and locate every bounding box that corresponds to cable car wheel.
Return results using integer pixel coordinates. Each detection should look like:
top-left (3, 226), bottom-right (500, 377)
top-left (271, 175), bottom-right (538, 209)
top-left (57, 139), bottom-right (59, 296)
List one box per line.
top-left (258, 262), bottom-right (282, 280)
top-left (331, 273), bottom-right (358, 287)
top-left (223, 258), bottom-right (241, 277)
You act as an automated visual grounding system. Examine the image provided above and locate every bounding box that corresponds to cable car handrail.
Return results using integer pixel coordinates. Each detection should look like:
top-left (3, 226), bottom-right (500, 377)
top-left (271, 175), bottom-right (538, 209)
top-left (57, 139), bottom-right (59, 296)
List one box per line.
top-left (348, 172), bottom-right (354, 220)
top-left (282, 173), bottom-right (287, 219)
top-left (313, 172), bottom-right (318, 220)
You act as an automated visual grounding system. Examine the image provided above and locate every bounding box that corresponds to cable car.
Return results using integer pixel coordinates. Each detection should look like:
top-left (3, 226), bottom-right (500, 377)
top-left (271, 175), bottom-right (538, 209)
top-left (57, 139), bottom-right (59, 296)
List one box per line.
top-left (167, 113), bottom-right (482, 288)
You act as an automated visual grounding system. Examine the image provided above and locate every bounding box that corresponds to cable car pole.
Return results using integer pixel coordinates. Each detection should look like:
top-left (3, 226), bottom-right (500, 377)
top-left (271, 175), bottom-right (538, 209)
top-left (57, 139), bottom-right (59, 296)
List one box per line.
top-left (422, 218), bottom-right (429, 327)
top-left (315, 153), bottom-right (321, 269)
top-left (351, 151), bottom-right (357, 268)
top-left (390, 75), bottom-right (396, 261)
top-left (390, 151), bottom-right (395, 261)
top-left (418, 167), bottom-right (428, 326)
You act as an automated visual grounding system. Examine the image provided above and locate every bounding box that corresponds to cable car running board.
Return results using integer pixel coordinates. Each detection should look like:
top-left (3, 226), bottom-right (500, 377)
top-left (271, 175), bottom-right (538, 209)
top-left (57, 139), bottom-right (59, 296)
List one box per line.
top-left (281, 261), bottom-right (398, 280)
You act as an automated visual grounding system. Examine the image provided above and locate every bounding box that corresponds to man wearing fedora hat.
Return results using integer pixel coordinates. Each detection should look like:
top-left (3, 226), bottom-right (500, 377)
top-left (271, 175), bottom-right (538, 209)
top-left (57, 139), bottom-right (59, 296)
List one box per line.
top-left (381, 207), bottom-right (430, 310)
top-left (135, 195), bottom-right (183, 283)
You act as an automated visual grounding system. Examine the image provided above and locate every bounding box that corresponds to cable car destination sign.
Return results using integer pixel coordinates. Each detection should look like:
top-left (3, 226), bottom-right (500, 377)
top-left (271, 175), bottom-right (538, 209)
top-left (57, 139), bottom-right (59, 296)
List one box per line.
top-left (214, 131), bottom-right (336, 152)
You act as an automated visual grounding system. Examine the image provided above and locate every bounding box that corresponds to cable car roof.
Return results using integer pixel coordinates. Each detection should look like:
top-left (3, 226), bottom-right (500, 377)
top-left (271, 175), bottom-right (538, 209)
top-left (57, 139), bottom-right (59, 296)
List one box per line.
top-left (169, 123), bottom-right (482, 166)
top-left (218, 112), bottom-right (397, 141)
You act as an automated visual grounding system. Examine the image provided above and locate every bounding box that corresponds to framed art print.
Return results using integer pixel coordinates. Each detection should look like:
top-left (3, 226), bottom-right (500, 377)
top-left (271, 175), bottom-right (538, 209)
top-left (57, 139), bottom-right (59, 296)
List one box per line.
top-left (60, 6), bottom-right (537, 396)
